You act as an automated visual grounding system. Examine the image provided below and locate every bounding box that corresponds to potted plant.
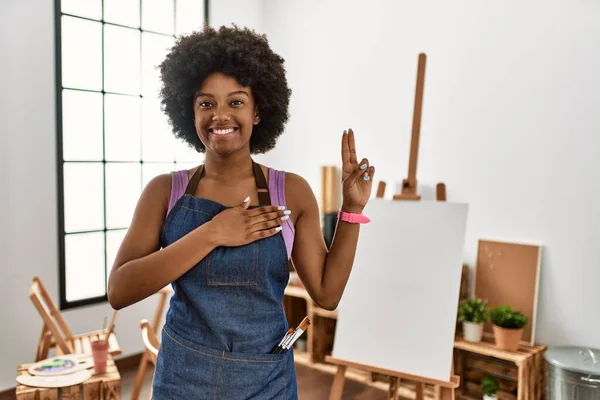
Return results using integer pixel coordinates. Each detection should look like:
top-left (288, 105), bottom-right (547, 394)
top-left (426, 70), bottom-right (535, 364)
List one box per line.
top-left (490, 305), bottom-right (528, 351)
top-left (481, 376), bottom-right (499, 400)
top-left (457, 297), bottom-right (488, 342)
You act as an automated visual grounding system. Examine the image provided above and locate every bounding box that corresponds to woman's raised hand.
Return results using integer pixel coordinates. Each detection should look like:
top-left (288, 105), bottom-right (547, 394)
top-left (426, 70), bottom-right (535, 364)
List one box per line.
top-left (340, 128), bottom-right (375, 213)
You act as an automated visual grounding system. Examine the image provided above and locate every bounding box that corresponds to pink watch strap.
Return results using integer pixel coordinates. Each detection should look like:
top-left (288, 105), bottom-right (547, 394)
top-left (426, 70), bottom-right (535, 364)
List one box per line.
top-left (337, 209), bottom-right (371, 223)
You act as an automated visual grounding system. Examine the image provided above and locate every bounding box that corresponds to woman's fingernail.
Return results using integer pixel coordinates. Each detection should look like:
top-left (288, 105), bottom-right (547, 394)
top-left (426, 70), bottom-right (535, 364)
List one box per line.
top-left (275, 226), bottom-right (282, 232)
top-left (278, 206), bottom-right (286, 210)
top-left (244, 196), bottom-right (250, 203)
top-left (360, 163), bottom-right (367, 170)
top-left (281, 215), bottom-right (289, 221)
top-left (283, 210), bottom-right (291, 215)
top-left (363, 175), bottom-right (370, 181)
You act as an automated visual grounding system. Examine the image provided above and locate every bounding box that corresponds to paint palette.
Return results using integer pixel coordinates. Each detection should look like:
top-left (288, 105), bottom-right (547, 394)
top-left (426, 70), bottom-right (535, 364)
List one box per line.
top-left (28, 354), bottom-right (93, 376)
top-left (18, 370), bottom-right (92, 388)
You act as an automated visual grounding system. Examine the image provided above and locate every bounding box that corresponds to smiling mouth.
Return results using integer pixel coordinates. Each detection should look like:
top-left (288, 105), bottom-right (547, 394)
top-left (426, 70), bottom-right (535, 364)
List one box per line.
top-left (209, 127), bottom-right (238, 136)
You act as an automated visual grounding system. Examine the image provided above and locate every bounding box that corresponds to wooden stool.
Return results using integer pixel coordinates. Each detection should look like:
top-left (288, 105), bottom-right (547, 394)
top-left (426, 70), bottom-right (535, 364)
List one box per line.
top-left (16, 355), bottom-right (121, 399)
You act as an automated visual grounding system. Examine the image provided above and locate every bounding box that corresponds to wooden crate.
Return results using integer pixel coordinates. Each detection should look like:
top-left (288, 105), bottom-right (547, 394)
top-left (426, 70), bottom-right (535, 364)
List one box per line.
top-left (310, 311), bottom-right (337, 364)
top-left (16, 356), bottom-right (120, 400)
top-left (454, 336), bottom-right (546, 400)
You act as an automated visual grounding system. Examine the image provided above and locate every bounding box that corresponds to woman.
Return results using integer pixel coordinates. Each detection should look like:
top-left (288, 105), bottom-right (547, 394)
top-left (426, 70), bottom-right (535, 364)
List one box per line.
top-left (108, 24), bottom-right (375, 399)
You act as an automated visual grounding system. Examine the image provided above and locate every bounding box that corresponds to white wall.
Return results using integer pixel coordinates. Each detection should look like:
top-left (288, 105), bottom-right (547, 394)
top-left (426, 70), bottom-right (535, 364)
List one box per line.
top-left (0, 0), bottom-right (262, 391)
top-left (260, 0), bottom-right (600, 349)
top-left (209, 0), bottom-right (264, 31)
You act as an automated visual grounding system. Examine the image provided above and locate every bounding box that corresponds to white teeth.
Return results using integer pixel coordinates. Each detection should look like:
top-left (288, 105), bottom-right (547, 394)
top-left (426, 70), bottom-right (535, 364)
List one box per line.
top-left (213, 128), bottom-right (235, 135)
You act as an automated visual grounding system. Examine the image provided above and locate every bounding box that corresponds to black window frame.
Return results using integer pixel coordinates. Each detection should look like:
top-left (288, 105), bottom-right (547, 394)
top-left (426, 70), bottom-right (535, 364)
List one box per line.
top-left (55, 0), bottom-right (210, 310)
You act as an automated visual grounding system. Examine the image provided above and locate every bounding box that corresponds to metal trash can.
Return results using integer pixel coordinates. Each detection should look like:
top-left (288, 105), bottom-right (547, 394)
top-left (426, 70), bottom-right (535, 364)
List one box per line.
top-left (545, 346), bottom-right (600, 399)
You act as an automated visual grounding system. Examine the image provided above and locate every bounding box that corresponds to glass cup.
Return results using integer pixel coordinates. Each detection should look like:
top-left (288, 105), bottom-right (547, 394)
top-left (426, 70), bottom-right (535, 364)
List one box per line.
top-left (91, 340), bottom-right (109, 374)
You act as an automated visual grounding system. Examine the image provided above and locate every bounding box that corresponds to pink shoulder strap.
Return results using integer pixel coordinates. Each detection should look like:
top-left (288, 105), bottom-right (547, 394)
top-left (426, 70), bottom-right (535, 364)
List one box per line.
top-left (168, 170), bottom-right (189, 215)
top-left (268, 168), bottom-right (295, 259)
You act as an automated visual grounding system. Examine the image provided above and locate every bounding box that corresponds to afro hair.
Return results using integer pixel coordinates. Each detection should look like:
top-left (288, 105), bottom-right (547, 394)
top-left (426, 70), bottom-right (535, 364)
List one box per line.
top-left (158, 24), bottom-right (292, 154)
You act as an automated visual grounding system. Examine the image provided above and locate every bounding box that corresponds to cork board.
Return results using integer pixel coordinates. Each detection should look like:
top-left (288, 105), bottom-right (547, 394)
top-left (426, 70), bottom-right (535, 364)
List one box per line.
top-left (474, 239), bottom-right (542, 345)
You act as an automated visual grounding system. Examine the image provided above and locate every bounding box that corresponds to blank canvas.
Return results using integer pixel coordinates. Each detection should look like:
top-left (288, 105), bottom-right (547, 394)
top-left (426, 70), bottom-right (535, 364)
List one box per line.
top-left (332, 199), bottom-right (469, 382)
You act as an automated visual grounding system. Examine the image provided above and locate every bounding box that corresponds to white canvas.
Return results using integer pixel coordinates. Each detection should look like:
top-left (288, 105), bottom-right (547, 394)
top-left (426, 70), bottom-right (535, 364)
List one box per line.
top-left (332, 199), bottom-right (469, 382)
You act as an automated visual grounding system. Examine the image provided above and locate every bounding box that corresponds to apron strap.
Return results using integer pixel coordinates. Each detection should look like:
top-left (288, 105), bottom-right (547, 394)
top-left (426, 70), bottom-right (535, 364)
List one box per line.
top-left (252, 160), bottom-right (271, 206)
top-left (184, 164), bottom-right (204, 195)
top-left (183, 161), bottom-right (271, 206)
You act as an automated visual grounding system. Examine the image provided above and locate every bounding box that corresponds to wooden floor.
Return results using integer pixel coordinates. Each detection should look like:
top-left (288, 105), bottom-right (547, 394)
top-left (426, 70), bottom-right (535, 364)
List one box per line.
top-left (121, 361), bottom-right (390, 399)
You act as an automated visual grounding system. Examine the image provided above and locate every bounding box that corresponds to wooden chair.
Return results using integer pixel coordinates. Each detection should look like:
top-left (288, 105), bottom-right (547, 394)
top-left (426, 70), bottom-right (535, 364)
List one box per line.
top-left (132, 320), bottom-right (161, 399)
top-left (29, 276), bottom-right (121, 361)
top-left (131, 287), bottom-right (172, 400)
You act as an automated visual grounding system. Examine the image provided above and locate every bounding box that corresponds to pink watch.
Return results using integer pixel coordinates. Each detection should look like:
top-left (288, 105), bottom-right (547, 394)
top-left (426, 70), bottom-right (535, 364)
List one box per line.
top-left (337, 209), bottom-right (371, 224)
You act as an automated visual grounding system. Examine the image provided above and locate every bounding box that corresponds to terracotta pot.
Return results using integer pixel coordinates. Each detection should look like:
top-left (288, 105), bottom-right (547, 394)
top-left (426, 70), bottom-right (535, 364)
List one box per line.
top-left (492, 325), bottom-right (523, 351)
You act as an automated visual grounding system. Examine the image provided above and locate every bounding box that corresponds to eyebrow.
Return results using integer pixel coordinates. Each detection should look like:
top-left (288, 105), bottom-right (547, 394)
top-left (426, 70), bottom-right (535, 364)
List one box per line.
top-left (194, 90), bottom-right (249, 99)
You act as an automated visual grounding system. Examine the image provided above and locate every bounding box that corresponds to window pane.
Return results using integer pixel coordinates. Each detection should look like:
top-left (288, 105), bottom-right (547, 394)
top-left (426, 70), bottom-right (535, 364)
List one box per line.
top-left (105, 163), bottom-right (142, 229)
top-left (63, 163), bottom-right (105, 233)
top-left (65, 232), bottom-right (105, 302)
top-left (174, 138), bottom-right (200, 162)
top-left (62, 90), bottom-right (103, 161)
top-left (176, 0), bottom-right (205, 36)
top-left (106, 229), bottom-right (127, 276)
top-left (142, 0), bottom-right (175, 35)
top-left (141, 32), bottom-right (174, 97)
top-left (105, 94), bottom-right (141, 161)
top-left (61, 16), bottom-right (102, 91)
top-left (104, 25), bottom-right (141, 95)
top-left (104, 0), bottom-right (140, 28)
top-left (61, 0), bottom-right (101, 20)
top-left (142, 97), bottom-right (175, 161)
top-left (142, 162), bottom-right (176, 188)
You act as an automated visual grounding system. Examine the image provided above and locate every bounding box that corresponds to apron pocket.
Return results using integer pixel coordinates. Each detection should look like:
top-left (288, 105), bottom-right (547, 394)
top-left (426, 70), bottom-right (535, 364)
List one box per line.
top-left (206, 242), bottom-right (258, 286)
top-left (155, 326), bottom-right (291, 399)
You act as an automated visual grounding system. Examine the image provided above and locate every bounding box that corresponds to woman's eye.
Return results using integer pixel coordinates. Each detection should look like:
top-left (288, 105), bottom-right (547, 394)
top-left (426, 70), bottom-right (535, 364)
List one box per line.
top-left (230, 100), bottom-right (243, 106)
top-left (199, 101), bottom-right (212, 108)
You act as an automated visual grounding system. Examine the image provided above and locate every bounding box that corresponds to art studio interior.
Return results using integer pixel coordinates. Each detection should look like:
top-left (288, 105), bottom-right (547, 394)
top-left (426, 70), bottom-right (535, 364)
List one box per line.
top-left (2, 0), bottom-right (599, 399)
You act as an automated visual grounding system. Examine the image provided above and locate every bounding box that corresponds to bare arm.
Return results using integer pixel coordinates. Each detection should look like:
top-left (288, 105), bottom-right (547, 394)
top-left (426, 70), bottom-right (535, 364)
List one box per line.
top-left (288, 129), bottom-right (374, 311)
top-left (288, 176), bottom-right (365, 311)
top-left (107, 174), bottom-right (218, 309)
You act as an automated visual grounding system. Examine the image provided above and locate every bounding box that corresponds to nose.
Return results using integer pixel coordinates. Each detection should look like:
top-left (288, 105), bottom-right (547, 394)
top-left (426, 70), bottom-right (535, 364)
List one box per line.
top-left (212, 109), bottom-right (231, 122)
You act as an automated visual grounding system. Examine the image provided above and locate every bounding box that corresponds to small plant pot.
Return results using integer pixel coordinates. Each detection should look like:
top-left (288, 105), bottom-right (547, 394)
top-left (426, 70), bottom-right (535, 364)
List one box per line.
top-left (483, 395), bottom-right (498, 400)
top-left (462, 321), bottom-right (484, 343)
top-left (492, 325), bottom-right (523, 351)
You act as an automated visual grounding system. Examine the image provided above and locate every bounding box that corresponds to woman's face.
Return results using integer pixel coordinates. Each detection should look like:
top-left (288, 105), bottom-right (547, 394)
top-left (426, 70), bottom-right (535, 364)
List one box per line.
top-left (193, 72), bottom-right (259, 157)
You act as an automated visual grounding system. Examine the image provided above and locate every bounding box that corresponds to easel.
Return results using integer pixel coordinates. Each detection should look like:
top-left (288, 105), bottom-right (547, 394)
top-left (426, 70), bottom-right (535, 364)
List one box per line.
top-left (325, 53), bottom-right (459, 400)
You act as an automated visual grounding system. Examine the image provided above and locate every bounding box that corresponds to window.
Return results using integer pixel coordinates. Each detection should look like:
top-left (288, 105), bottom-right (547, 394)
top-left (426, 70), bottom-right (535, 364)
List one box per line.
top-left (55, 0), bottom-right (209, 310)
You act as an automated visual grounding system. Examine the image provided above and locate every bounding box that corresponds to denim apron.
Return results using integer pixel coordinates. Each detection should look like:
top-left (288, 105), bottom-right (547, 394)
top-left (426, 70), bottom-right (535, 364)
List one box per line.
top-left (152, 160), bottom-right (298, 399)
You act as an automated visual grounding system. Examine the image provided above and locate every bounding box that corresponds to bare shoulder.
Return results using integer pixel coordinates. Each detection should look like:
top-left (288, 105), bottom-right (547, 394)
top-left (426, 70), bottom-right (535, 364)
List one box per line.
top-left (284, 171), bottom-right (313, 195)
top-left (139, 172), bottom-right (173, 214)
top-left (283, 171), bottom-right (319, 218)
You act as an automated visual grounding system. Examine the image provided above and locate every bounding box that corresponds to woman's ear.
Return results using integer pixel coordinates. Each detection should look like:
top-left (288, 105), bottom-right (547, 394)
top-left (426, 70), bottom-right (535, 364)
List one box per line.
top-left (254, 108), bottom-right (260, 125)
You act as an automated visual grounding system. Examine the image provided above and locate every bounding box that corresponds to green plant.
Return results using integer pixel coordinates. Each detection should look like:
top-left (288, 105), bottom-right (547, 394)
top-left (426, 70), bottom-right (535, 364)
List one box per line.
top-left (481, 376), bottom-right (499, 396)
top-left (490, 305), bottom-right (528, 329)
top-left (457, 297), bottom-right (488, 324)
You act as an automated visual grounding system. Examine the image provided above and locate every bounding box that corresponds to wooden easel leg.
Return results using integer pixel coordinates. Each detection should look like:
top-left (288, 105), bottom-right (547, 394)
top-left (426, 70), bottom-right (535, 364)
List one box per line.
top-left (388, 377), bottom-right (399, 400)
top-left (131, 353), bottom-right (148, 400)
top-left (328, 365), bottom-right (347, 400)
top-left (440, 386), bottom-right (455, 400)
top-left (36, 324), bottom-right (50, 361)
top-left (415, 382), bottom-right (424, 400)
